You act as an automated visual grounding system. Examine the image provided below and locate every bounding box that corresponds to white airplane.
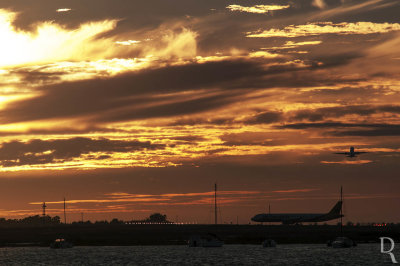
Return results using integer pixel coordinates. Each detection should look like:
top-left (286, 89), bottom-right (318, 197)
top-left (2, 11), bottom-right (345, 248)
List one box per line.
top-left (251, 201), bottom-right (343, 224)
top-left (334, 147), bottom-right (368, 157)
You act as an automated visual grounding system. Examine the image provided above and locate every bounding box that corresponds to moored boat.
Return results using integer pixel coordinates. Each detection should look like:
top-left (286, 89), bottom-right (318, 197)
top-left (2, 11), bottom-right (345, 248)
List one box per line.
top-left (262, 239), bottom-right (277, 247)
top-left (329, 237), bottom-right (356, 248)
top-left (50, 238), bottom-right (73, 249)
top-left (188, 234), bottom-right (224, 247)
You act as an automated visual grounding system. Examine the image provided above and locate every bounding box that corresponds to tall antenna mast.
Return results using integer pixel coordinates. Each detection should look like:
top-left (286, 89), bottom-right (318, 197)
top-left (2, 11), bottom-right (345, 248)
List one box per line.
top-left (42, 202), bottom-right (46, 217)
top-left (214, 183), bottom-right (217, 225)
top-left (64, 197), bottom-right (67, 224)
top-left (340, 186), bottom-right (343, 235)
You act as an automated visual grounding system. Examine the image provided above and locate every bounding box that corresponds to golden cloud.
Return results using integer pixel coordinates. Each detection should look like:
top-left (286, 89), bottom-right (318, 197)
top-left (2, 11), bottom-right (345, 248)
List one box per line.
top-left (115, 40), bottom-right (141, 46)
top-left (247, 22), bottom-right (400, 38)
top-left (262, 40), bottom-right (322, 50)
top-left (320, 160), bottom-right (373, 164)
top-left (143, 28), bottom-right (197, 59)
top-left (226, 4), bottom-right (290, 14)
top-left (0, 9), bottom-right (197, 70)
top-left (56, 8), bottom-right (72, 13)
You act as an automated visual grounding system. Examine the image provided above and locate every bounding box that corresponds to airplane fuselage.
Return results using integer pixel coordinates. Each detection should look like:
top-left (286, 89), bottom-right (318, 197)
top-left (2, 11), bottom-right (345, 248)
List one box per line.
top-left (348, 147), bottom-right (356, 157)
top-left (251, 201), bottom-right (343, 224)
top-left (251, 213), bottom-right (341, 224)
top-left (335, 147), bottom-right (367, 157)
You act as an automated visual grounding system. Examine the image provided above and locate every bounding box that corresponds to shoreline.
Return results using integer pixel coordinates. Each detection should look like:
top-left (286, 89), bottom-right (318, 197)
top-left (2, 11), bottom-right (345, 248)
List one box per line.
top-left (0, 224), bottom-right (397, 247)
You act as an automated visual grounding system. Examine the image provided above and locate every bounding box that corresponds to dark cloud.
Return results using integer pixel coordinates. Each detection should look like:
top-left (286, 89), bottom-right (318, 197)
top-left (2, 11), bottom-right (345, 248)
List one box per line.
top-left (0, 137), bottom-right (165, 166)
top-left (330, 127), bottom-right (400, 137)
top-left (280, 122), bottom-right (399, 129)
top-left (221, 140), bottom-right (276, 147)
top-left (291, 105), bottom-right (400, 122)
top-left (168, 102), bottom-right (400, 127)
top-left (278, 122), bottom-right (400, 137)
top-left (244, 111), bottom-right (284, 124)
top-left (95, 91), bottom-right (243, 122)
top-left (168, 110), bottom-right (285, 126)
top-left (220, 132), bottom-right (279, 147)
top-left (168, 136), bottom-right (207, 142)
top-left (0, 60), bottom-right (263, 123)
top-left (0, 0), bottom-right (315, 31)
top-left (2, 59), bottom-right (313, 124)
top-left (169, 117), bottom-right (233, 126)
top-left (2, 0), bottom-right (219, 31)
top-left (9, 68), bottom-right (65, 85)
top-left (0, 126), bottom-right (122, 137)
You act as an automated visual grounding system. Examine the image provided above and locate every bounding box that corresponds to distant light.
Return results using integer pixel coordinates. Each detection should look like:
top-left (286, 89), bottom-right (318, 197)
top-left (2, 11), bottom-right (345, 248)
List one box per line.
top-left (57, 8), bottom-right (72, 13)
top-left (373, 223), bottom-right (387, 227)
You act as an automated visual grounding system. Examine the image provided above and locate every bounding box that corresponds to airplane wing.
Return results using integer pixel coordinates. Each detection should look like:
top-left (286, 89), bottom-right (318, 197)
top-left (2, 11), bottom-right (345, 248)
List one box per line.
top-left (334, 152), bottom-right (349, 155)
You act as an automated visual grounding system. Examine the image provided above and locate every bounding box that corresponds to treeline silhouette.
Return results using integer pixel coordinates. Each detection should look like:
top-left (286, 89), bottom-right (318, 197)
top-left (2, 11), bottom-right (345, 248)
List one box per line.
top-left (0, 213), bottom-right (171, 227)
top-left (72, 213), bottom-right (171, 225)
top-left (0, 215), bottom-right (61, 226)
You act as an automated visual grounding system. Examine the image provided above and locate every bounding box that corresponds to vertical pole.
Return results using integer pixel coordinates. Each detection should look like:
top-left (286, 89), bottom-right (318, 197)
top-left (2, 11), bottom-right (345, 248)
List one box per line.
top-left (214, 183), bottom-right (217, 225)
top-left (42, 202), bottom-right (46, 217)
top-left (269, 204), bottom-right (271, 226)
top-left (64, 197), bottom-right (67, 224)
top-left (42, 202), bottom-right (46, 225)
top-left (340, 186), bottom-right (343, 235)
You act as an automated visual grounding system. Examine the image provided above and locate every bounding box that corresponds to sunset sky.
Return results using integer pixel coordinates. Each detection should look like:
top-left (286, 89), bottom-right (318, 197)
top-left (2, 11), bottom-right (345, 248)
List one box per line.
top-left (0, 0), bottom-right (399, 223)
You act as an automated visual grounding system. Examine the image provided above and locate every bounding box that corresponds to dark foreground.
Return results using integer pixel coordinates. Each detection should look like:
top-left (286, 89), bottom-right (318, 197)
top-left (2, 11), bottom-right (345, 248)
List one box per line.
top-left (1, 244), bottom-right (397, 266)
top-left (0, 224), bottom-right (398, 247)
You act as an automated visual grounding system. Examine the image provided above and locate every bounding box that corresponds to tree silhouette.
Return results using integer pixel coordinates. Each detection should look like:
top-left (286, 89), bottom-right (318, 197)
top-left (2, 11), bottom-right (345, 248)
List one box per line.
top-left (146, 213), bottom-right (168, 223)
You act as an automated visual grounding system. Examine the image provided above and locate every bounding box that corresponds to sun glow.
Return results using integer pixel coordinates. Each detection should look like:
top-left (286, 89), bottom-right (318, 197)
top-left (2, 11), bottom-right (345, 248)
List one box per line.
top-left (0, 9), bottom-right (118, 67)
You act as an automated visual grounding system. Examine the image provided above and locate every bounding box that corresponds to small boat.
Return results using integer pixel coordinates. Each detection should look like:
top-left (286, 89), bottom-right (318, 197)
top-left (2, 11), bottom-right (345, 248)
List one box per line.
top-left (50, 238), bottom-right (73, 249)
top-left (262, 239), bottom-right (277, 247)
top-left (327, 187), bottom-right (357, 248)
top-left (188, 235), bottom-right (203, 247)
top-left (188, 234), bottom-right (224, 247)
top-left (327, 237), bottom-right (356, 248)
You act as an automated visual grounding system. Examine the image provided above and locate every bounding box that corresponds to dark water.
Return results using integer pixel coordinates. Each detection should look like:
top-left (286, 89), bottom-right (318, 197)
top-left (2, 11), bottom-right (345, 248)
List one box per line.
top-left (0, 244), bottom-right (397, 265)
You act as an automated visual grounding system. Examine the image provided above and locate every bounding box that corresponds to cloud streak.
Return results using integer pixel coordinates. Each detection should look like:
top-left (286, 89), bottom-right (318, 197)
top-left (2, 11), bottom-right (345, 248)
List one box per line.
top-left (226, 4), bottom-right (290, 14)
top-left (0, 137), bottom-right (165, 167)
top-left (247, 22), bottom-right (400, 38)
top-left (321, 160), bottom-right (373, 164)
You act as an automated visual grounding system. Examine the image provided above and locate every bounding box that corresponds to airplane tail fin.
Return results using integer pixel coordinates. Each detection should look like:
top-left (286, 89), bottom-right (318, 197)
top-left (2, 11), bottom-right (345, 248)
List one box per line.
top-left (327, 200), bottom-right (342, 216)
top-left (314, 201), bottom-right (343, 222)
